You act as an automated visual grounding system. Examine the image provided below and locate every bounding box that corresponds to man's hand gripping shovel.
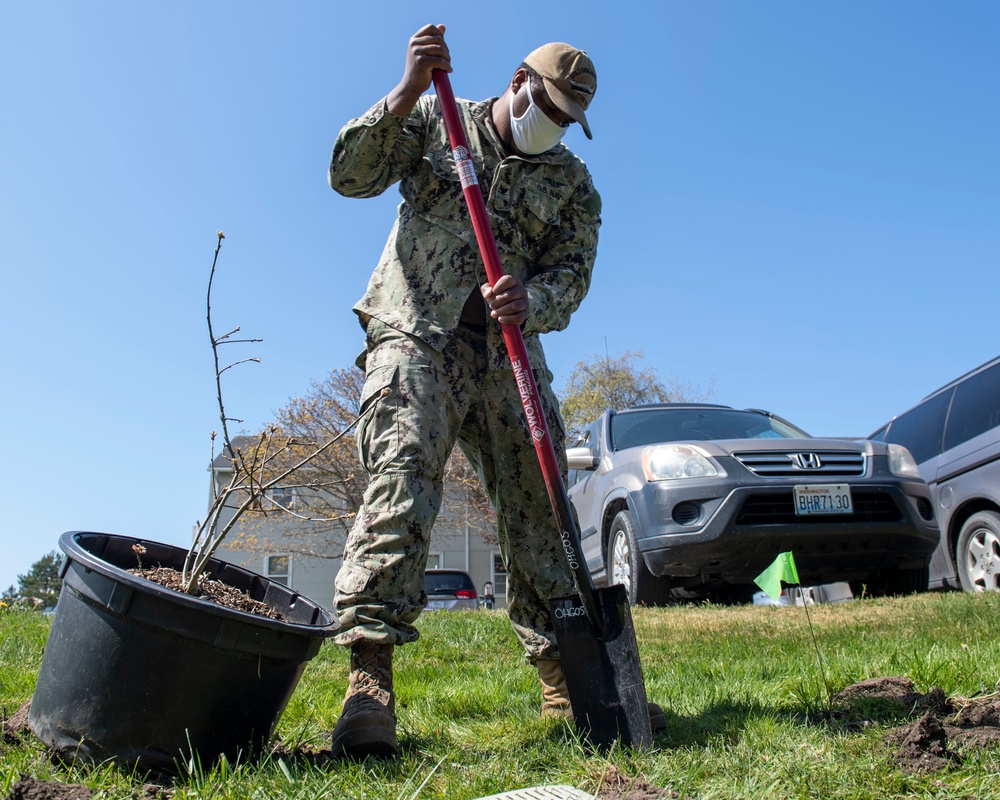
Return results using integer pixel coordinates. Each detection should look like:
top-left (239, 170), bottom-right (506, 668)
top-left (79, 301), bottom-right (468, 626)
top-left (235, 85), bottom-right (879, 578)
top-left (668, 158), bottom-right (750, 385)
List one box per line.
top-left (432, 70), bottom-right (653, 751)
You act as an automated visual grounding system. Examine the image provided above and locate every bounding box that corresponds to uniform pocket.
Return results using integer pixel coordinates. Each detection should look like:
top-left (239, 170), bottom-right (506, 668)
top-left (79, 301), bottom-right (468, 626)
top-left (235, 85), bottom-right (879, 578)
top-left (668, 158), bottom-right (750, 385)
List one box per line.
top-left (355, 364), bottom-right (399, 474)
top-left (523, 186), bottom-right (564, 225)
top-left (507, 172), bottom-right (575, 261)
top-left (423, 147), bottom-right (463, 182)
top-left (335, 562), bottom-right (374, 597)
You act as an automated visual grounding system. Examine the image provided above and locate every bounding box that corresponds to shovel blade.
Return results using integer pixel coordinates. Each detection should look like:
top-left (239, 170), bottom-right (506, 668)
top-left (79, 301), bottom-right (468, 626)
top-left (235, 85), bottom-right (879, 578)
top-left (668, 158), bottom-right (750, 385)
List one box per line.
top-left (550, 583), bottom-right (653, 751)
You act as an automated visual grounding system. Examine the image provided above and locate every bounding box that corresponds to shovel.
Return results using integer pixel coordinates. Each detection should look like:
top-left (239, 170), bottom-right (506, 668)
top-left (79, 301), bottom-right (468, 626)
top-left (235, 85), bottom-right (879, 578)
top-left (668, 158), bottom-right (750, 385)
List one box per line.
top-left (432, 70), bottom-right (653, 751)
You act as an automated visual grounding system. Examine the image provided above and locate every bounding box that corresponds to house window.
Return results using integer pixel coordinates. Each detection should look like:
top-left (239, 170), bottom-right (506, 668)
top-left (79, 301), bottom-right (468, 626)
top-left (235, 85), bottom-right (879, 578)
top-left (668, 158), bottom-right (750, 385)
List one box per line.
top-left (492, 552), bottom-right (507, 598)
top-left (267, 486), bottom-right (295, 509)
top-left (426, 552), bottom-right (442, 569)
top-left (266, 554), bottom-right (290, 586)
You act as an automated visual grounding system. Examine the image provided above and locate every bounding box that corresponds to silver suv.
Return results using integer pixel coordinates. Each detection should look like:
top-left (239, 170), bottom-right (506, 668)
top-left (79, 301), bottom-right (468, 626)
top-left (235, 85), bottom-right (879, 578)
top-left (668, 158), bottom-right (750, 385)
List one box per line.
top-left (566, 404), bottom-right (939, 605)
top-left (870, 355), bottom-right (1000, 593)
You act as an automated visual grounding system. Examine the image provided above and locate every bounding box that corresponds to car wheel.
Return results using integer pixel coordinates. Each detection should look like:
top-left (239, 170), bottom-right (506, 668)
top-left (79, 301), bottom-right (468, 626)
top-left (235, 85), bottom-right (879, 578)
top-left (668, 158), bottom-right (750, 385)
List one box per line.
top-left (957, 511), bottom-right (1000, 592)
top-left (608, 510), bottom-right (669, 606)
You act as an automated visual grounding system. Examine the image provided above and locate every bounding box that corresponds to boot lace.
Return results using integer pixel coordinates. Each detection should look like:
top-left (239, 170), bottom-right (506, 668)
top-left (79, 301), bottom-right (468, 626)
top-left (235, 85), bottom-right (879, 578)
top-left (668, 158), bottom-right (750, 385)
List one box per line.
top-left (349, 644), bottom-right (394, 708)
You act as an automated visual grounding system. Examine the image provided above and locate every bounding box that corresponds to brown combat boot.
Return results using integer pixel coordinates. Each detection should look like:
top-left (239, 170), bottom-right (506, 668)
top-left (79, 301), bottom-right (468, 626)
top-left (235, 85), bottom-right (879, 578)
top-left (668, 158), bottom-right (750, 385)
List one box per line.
top-left (535, 658), bottom-right (667, 732)
top-left (537, 658), bottom-right (574, 719)
top-left (331, 642), bottom-right (398, 758)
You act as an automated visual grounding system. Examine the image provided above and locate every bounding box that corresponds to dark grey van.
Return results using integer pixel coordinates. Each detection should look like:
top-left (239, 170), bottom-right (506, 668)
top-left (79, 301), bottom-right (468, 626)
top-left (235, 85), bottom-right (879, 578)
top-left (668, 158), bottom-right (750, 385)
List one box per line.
top-left (870, 355), bottom-right (1000, 592)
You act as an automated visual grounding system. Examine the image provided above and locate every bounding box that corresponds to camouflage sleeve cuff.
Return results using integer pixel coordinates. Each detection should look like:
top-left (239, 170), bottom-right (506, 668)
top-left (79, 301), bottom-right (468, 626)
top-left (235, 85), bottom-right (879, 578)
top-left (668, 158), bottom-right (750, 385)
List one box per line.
top-left (522, 284), bottom-right (556, 336)
top-left (357, 97), bottom-right (409, 127)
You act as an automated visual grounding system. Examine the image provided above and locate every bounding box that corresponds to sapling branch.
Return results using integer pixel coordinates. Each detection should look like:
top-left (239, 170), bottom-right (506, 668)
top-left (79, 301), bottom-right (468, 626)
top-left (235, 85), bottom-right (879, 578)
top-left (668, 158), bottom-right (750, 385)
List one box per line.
top-left (219, 357), bottom-right (261, 376)
top-left (182, 231), bottom-right (381, 595)
top-left (206, 232), bottom-right (238, 462)
top-left (216, 329), bottom-right (264, 347)
top-left (215, 326), bottom-right (242, 342)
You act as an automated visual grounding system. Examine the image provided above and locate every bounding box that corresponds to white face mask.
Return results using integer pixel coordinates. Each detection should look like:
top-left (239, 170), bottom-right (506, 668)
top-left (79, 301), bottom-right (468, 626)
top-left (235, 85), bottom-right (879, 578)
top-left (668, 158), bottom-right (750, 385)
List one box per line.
top-left (509, 81), bottom-right (568, 155)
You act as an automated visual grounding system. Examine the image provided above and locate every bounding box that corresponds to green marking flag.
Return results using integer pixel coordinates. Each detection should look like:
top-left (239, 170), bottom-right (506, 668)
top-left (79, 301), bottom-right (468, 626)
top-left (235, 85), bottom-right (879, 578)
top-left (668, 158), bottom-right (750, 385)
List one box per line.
top-left (754, 551), bottom-right (800, 601)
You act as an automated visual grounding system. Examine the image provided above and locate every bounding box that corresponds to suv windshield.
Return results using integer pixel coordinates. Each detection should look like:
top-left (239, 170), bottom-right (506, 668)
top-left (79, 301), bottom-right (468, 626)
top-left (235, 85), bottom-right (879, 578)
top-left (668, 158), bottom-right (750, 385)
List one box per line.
top-left (612, 408), bottom-right (808, 451)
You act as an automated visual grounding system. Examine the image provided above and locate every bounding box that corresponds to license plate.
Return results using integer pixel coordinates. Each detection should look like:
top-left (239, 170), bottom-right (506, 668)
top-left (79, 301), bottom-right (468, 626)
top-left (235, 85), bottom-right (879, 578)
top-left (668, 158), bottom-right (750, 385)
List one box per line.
top-left (426, 600), bottom-right (446, 610)
top-left (794, 484), bottom-right (853, 515)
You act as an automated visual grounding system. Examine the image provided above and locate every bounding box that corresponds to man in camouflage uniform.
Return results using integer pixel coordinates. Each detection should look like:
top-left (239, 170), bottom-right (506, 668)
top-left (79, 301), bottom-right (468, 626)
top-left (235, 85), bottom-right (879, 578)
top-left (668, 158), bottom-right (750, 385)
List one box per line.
top-left (327, 24), bottom-right (662, 758)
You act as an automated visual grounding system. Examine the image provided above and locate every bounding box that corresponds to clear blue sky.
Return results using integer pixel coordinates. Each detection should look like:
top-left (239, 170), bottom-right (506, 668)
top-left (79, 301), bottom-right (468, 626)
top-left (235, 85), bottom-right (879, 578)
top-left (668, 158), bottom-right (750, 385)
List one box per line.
top-left (1, 1), bottom-right (996, 592)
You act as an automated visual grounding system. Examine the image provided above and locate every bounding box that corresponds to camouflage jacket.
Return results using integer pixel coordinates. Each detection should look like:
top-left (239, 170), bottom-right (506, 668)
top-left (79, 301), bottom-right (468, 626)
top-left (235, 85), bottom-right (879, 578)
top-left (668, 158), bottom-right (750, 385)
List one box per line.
top-left (329, 94), bottom-right (601, 371)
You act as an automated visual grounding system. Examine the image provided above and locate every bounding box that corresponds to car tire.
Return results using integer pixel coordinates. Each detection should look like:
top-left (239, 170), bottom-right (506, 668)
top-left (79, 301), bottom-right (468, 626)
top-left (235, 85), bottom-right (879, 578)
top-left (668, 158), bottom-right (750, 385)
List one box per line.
top-left (956, 511), bottom-right (1000, 592)
top-left (608, 510), bottom-right (669, 606)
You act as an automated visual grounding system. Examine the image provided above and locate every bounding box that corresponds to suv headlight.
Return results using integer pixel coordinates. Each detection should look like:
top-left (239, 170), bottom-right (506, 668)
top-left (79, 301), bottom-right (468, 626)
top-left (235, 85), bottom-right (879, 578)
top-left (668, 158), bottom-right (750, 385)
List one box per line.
top-left (887, 444), bottom-right (920, 478)
top-left (642, 444), bottom-right (721, 481)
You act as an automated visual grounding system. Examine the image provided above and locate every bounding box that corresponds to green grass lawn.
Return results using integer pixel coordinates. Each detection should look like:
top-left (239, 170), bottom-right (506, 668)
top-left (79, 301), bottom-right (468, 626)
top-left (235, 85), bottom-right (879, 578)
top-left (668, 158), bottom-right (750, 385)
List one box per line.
top-left (3, 591), bottom-right (1000, 799)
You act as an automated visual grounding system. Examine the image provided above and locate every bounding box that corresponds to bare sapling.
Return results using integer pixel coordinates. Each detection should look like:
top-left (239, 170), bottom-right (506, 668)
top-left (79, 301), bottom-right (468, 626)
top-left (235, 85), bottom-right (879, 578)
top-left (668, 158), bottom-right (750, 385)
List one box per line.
top-left (181, 231), bottom-right (383, 594)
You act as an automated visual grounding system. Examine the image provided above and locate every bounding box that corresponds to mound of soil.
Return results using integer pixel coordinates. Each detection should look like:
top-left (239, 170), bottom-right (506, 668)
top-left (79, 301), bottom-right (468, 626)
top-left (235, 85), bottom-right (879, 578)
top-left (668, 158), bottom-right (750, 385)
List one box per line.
top-left (888, 702), bottom-right (1000, 773)
top-left (3, 777), bottom-right (167, 800)
top-left (889, 711), bottom-right (959, 773)
top-left (5, 776), bottom-right (92, 800)
top-left (2, 701), bottom-right (31, 744)
top-left (7, 775), bottom-right (94, 800)
top-left (595, 767), bottom-right (685, 799)
top-left (833, 676), bottom-right (952, 714)
top-left (596, 780), bottom-right (672, 799)
top-left (832, 676), bottom-right (1000, 774)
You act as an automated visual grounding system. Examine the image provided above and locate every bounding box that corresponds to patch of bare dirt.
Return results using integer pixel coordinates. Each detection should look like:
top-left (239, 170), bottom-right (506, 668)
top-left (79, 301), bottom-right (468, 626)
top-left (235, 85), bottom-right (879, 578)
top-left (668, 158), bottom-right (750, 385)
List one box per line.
top-left (4, 775), bottom-right (92, 800)
top-left (269, 737), bottom-right (335, 767)
top-left (830, 676), bottom-right (1000, 774)
top-left (596, 782), bottom-right (667, 800)
top-left (595, 767), bottom-right (688, 800)
top-left (2, 701), bottom-right (32, 744)
top-left (129, 566), bottom-right (284, 620)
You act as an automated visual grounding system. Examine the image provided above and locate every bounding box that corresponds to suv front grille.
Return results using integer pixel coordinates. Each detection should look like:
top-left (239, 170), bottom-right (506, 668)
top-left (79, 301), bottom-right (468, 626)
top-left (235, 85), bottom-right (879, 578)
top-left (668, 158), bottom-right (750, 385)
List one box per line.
top-left (733, 450), bottom-right (866, 477)
top-left (735, 490), bottom-right (902, 525)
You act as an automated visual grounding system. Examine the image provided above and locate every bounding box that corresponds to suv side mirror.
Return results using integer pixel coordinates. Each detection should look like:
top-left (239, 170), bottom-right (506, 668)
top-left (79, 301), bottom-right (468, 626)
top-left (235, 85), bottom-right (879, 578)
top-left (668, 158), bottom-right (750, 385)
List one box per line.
top-left (566, 446), bottom-right (599, 471)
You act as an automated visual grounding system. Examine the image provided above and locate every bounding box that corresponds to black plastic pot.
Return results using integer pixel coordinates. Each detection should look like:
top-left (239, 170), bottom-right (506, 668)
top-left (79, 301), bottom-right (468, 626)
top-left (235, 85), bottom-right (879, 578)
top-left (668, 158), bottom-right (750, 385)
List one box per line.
top-left (29, 531), bottom-right (338, 770)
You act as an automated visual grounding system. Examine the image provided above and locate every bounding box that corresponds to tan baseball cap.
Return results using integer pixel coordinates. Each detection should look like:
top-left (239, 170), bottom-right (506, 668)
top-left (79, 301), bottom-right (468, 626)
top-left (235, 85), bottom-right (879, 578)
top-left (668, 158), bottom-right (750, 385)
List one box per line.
top-left (523, 42), bottom-right (597, 139)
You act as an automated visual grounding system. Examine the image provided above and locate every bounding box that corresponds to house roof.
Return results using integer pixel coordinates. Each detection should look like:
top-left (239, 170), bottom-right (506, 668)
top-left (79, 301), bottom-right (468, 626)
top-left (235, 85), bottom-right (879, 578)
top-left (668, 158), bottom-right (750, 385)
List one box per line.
top-left (210, 435), bottom-right (257, 470)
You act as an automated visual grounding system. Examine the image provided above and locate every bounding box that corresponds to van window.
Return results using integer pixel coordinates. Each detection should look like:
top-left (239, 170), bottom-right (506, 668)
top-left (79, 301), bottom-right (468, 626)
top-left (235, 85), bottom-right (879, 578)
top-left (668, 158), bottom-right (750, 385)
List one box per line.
top-left (883, 389), bottom-right (953, 465)
top-left (944, 363), bottom-right (1000, 451)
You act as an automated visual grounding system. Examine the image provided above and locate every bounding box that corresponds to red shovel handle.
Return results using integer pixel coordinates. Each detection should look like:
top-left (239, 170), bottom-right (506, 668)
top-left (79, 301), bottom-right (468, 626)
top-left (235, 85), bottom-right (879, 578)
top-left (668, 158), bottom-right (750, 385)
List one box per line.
top-left (431, 69), bottom-right (602, 631)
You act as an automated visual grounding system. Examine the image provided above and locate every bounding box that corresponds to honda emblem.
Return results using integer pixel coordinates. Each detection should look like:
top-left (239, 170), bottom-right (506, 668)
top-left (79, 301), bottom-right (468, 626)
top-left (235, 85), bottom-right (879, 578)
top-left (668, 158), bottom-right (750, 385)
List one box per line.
top-left (792, 452), bottom-right (822, 470)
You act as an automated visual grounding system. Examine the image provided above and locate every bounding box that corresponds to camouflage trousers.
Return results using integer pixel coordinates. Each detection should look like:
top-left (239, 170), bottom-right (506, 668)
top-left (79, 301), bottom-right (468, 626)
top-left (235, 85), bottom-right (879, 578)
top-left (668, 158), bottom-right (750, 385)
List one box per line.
top-left (333, 318), bottom-right (576, 660)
